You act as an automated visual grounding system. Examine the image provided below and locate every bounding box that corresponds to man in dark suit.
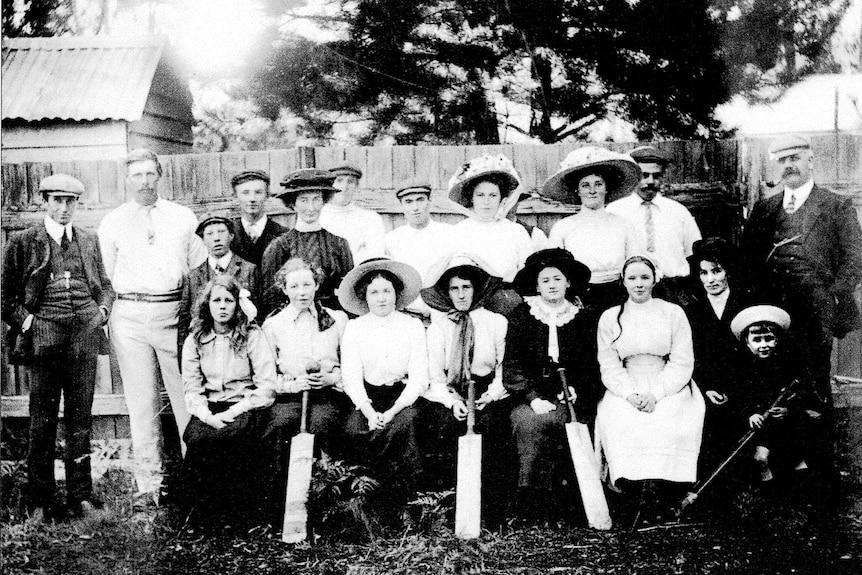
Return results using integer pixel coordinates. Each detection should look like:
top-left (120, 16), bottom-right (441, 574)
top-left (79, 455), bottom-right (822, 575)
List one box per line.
top-left (178, 215), bottom-right (260, 352)
top-left (2, 174), bottom-right (115, 522)
top-left (741, 135), bottom-right (862, 409)
top-left (229, 170), bottom-right (288, 267)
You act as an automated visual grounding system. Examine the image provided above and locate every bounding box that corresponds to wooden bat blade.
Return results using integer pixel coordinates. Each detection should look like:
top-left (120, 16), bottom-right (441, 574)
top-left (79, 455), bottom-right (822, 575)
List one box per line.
top-left (281, 432), bottom-right (315, 543)
top-left (565, 422), bottom-right (612, 530)
top-left (455, 433), bottom-right (482, 539)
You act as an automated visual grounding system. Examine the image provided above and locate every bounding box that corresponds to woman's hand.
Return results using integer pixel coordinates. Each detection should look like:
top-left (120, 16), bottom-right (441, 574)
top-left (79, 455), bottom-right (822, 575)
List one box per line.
top-left (203, 413), bottom-right (228, 429)
top-left (705, 390), bottom-right (727, 405)
top-left (361, 403), bottom-right (385, 430)
top-left (281, 375), bottom-right (312, 394)
top-left (767, 406), bottom-right (787, 420)
top-left (749, 413), bottom-right (765, 428)
top-left (474, 393), bottom-right (494, 411)
top-left (452, 401), bottom-right (468, 421)
top-left (557, 386), bottom-right (577, 404)
top-left (530, 398), bottom-right (556, 415)
top-left (626, 394), bottom-right (643, 409)
top-left (640, 392), bottom-right (657, 413)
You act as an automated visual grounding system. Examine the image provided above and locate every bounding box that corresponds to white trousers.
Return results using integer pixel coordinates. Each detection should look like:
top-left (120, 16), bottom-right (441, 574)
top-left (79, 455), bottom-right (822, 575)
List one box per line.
top-left (110, 299), bottom-right (190, 493)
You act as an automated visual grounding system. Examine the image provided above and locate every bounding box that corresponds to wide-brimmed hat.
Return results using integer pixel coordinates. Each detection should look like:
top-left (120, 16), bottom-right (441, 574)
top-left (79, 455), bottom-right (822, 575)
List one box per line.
top-left (541, 146), bottom-right (641, 205)
top-left (39, 174), bottom-right (85, 198)
top-left (687, 237), bottom-right (738, 276)
top-left (196, 213), bottom-right (234, 237)
top-left (337, 257), bottom-right (422, 315)
top-left (420, 253), bottom-right (502, 312)
top-left (447, 154), bottom-right (521, 209)
top-left (513, 248), bottom-right (591, 297)
top-left (276, 169), bottom-right (337, 205)
top-left (731, 305), bottom-right (791, 340)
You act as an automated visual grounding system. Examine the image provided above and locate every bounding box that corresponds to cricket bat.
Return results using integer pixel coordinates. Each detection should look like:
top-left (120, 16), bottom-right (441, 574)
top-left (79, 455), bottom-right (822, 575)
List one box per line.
top-left (281, 390), bottom-right (315, 543)
top-left (558, 367), bottom-right (612, 530)
top-left (455, 379), bottom-right (482, 539)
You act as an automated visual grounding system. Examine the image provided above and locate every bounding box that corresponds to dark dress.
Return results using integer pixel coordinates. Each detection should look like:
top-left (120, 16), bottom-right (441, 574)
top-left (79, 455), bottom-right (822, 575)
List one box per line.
top-left (260, 228), bottom-right (353, 317)
top-left (503, 300), bottom-right (603, 504)
top-left (230, 217), bottom-right (288, 268)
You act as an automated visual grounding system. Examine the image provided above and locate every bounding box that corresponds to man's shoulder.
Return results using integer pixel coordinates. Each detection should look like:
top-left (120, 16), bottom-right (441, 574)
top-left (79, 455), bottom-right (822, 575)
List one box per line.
top-left (606, 194), bottom-right (637, 212)
top-left (233, 255), bottom-right (257, 273)
top-left (8, 223), bottom-right (45, 244)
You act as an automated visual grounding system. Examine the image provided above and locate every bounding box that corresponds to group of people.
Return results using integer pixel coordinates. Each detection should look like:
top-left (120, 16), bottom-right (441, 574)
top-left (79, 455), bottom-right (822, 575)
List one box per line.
top-left (4, 135), bottom-right (860, 531)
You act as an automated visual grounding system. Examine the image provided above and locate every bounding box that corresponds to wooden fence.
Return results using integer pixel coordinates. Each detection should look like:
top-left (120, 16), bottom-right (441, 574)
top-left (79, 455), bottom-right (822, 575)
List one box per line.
top-left (2, 135), bottom-right (861, 438)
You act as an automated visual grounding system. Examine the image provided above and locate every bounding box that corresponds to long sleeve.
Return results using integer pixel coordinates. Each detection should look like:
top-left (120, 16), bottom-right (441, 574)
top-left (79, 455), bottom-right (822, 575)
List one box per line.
top-left (486, 314), bottom-right (508, 400)
top-left (97, 218), bottom-right (117, 280)
top-left (341, 320), bottom-right (369, 409)
top-left (502, 307), bottom-right (540, 403)
top-left (832, 195), bottom-right (862, 296)
top-left (652, 306), bottom-right (695, 402)
top-left (178, 276), bottom-right (193, 360)
top-left (1, 234), bottom-right (29, 329)
top-left (227, 328), bottom-right (277, 416)
top-left (397, 318), bottom-right (429, 408)
top-left (425, 321), bottom-right (456, 408)
top-left (597, 309), bottom-right (638, 399)
top-left (182, 335), bottom-right (211, 422)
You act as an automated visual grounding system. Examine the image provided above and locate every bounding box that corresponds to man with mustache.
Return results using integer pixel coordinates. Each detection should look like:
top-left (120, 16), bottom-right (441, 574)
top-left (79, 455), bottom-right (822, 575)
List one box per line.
top-left (98, 148), bottom-right (207, 506)
top-left (606, 145), bottom-right (701, 304)
top-left (741, 135), bottom-right (862, 412)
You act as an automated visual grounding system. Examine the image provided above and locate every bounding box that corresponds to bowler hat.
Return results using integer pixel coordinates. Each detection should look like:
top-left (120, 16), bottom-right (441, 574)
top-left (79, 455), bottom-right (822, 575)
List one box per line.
top-left (513, 248), bottom-right (591, 298)
top-left (39, 174), bottom-right (85, 197)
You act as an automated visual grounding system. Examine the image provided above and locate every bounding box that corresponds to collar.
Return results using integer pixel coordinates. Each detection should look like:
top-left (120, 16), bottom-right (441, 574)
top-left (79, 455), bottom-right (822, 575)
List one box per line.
top-left (241, 214), bottom-right (268, 234)
top-left (783, 179), bottom-right (814, 208)
top-left (525, 296), bottom-right (579, 327)
top-left (44, 216), bottom-right (72, 245)
top-left (209, 252), bottom-right (234, 271)
top-left (197, 330), bottom-right (228, 344)
top-left (134, 197), bottom-right (164, 211)
top-left (294, 219), bottom-right (322, 232)
top-left (283, 302), bottom-right (319, 322)
top-left (639, 193), bottom-right (666, 207)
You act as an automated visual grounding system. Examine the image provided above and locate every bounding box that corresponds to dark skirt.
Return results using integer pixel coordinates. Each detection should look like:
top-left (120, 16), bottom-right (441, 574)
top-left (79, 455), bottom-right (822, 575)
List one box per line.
top-left (343, 382), bottom-right (421, 502)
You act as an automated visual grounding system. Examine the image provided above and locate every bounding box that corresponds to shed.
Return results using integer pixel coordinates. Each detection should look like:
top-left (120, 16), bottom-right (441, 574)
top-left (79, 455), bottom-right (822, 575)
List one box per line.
top-left (1, 36), bottom-right (194, 162)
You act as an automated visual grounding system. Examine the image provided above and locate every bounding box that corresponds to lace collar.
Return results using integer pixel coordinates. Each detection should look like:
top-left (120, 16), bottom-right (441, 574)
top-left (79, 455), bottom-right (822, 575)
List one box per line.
top-left (525, 296), bottom-right (579, 327)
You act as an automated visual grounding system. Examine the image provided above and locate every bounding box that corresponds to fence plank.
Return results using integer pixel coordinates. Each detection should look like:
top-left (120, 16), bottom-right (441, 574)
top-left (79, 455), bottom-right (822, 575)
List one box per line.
top-left (364, 147), bottom-right (394, 191)
top-left (392, 146), bottom-right (416, 188)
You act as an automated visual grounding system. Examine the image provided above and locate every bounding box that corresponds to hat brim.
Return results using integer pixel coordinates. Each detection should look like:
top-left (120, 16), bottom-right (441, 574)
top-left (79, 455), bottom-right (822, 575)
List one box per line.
top-left (42, 190), bottom-right (82, 197)
top-left (730, 305), bottom-right (791, 340)
top-left (275, 186), bottom-right (336, 204)
top-left (541, 159), bottom-right (641, 205)
top-left (513, 254), bottom-right (591, 297)
top-left (338, 258), bottom-right (422, 316)
top-left (448, 171), bottom-right (521, 209)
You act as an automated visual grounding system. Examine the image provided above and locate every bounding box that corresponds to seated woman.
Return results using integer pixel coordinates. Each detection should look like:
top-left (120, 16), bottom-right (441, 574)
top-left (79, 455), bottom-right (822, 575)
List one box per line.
top-left (261, 257), bottom-right (349, 526)
top-left (684, 237), bottom-right (752, 473)
top-left (543, 146), bottom-right (641, 312)
top-left (730, 305), bottom-right (818, 489)
top-left (448, 154), bottom-right (534, 316)
top-left (180, 276), bottom-right (277, 527)
top-left (504, 248), bottom-right (603, 524)
top-left (419, 253), bottom-right (513, 520)
top-left (338, 258), bottom-right (428, 511)
top-left (594, 255), bottom-right (705, 525)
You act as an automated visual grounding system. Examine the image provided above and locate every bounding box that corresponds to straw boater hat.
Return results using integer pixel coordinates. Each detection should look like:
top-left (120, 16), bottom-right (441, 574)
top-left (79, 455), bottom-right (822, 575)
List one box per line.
top-left (447, 154), bottom-right (521, 209)
top-left (276, 169), bottom-right (337, 205)
top-left (730, 305), bottom-right (791, 341)
top-left (513, 248), bottom-right (591, 298)
top-left (541, 146), bottom-right (641, 205)
top-left (420, 253), bottom-right (502, 312)
top-left (337, 257), bottom-right (423, 315)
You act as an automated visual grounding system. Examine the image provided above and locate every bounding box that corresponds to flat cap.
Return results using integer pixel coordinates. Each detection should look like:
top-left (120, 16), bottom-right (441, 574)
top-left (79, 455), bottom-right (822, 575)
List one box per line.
top-left (768, 135), bottom-right (811, 159)
top-left (395, 179), bottom-right (432, 199)
top-left (230, 169), bottom-right (270, 187)
top-left (329, 164), bottom-right (363, 179)
top-left (196, 214), bottom-right (234, 236)
top-left (39, 174), bottom-right (85, 197)
top-left (629, 145), bottom-right (671, 166)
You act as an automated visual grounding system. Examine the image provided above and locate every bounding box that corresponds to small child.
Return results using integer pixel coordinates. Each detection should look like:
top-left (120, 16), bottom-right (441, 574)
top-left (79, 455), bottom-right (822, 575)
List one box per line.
top-left (730, 305), bottom-right (817, 485)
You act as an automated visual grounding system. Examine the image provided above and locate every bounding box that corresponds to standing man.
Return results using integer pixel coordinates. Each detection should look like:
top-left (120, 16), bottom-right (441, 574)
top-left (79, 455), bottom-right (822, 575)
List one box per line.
top-left (98, 149), bottom-right (207, 503)
top-left (741, 135), bottom-right (862, 408)
top-left (2, 175), bottom-right (114, 522)
top-left (384, 180), bottom-right (455, 320)
top-left (607, 145), bottom-right (702, 303)
top-left (229, 170), bottom-right (288, 267)
top-left (320, 164), bottom-right (386, 262)
top-left (178, 214), bottom-right (260, 350)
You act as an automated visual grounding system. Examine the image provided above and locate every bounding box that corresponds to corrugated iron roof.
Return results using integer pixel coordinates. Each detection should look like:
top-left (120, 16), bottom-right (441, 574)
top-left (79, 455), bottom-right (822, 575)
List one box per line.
top-left (2, 36), bottom-right (170, 122)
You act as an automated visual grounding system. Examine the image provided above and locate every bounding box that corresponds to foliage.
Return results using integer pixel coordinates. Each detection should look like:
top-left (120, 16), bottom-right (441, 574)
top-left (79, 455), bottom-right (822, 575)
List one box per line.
top-left (309, 453), bottom-right (380, 540)
top-left (406, 490), bottom-right (455, 534)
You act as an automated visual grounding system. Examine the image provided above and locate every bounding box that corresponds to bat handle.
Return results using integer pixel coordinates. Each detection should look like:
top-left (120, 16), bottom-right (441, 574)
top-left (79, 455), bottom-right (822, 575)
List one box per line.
top-left (300, 390), bottom-right (309, 434)
top-left (557, 367), bottom-right (577, 423)
top-left (466, 379), bottom-right (476, 435)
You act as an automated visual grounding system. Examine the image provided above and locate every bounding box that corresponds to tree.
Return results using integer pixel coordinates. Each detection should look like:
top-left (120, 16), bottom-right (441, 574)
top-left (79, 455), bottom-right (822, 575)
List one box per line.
top-left (3, 0), bottom-right (73, 37)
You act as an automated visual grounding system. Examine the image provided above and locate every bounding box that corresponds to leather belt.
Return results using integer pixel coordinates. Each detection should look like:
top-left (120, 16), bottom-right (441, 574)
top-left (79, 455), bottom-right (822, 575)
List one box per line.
top-left (117, 291), bottom-right (182, 303)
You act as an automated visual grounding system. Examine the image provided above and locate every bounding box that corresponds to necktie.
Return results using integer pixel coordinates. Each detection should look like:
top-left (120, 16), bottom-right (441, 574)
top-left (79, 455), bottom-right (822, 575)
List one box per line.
top-left (643, 201), bottom-right (655, 252)
top-left (144, 206), bottom-right (156, 245)
top-left (60, 230), bottom-right (71, 251)
top-left (785, 191), bottom-right (797, 214)
top-left (214, 264), bottom-right (226, 275)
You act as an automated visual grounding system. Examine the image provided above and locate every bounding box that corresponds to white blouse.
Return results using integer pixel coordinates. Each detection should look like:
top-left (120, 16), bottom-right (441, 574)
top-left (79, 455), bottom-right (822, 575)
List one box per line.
top-left (548, 209), bottom-right (637, 284)
top-left (425, 307), bottom-right (508, 408)
top-left (341, 311), bottom-right (429, 409)
top-left (452, 218), bottom-right (533, 282)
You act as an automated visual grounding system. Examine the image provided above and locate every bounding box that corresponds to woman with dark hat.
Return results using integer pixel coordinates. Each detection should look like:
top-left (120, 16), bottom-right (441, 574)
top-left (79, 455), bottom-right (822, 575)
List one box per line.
top-left (543, 146), bottom-right (641, 312)
top-left (448, 154), bottom-right (534, 316)
top-left (503, 248), bottom-right (603, 523)
top-left (683, 237), bottom-right (752, 473)
top-left (338, 257), bottom-right (428, 509)
top-left (594, 255), bottom-right (704, 524)
top-left (418, 254), bottom-right (514, 515)
top-left (260, 169), bottom-right (353, 316)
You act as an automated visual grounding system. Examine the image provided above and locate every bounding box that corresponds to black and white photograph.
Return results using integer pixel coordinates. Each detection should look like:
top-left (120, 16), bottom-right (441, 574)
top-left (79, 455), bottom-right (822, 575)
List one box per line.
top-left (1, 1), bottom-right (861, 573)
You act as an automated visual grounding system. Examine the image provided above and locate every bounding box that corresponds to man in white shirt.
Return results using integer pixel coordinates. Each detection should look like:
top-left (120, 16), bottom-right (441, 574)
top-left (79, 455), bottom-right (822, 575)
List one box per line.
top-left (607, 145), bottom-right (701, 304)
top-left (384, 180), bottom-right (454, 320)
top-left (320, 164), bottom-right (386, 262)
top-left (98, 149), bottom-right (207, 503)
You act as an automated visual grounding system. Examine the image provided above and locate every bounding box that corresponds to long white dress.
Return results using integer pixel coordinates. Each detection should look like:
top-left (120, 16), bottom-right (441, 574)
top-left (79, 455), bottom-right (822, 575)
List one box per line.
top-left (594, 297), bottom-right (705, 486)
